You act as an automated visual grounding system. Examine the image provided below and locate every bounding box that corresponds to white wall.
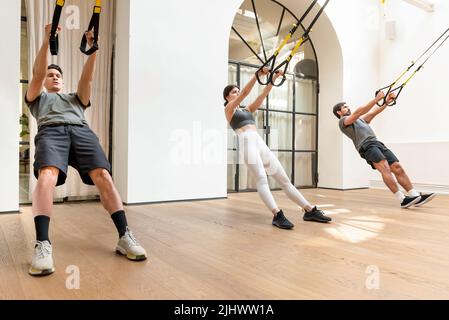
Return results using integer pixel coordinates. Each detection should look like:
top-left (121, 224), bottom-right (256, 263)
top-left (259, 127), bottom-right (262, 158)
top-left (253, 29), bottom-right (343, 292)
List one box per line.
top-left (113, 0), bottom-right (390, 203)
top-left (113, 0), bottom-right (355, 203)
top-left (321, 0), bottom-right (382, 189)
top-left (282, 0), bottom-right (382, 189)
top-left (0, 0), bottom-right (20, 212)
top-left (283, 0), bottom-right (345, 189)
top-left (114, 0), bottom-right (243, 204)
top-left (1, 0), bottom-right (445, 210)
top-left (113, 0), bottom-right (130, 202)
top-left (369, 0), bottom-right (449, 192)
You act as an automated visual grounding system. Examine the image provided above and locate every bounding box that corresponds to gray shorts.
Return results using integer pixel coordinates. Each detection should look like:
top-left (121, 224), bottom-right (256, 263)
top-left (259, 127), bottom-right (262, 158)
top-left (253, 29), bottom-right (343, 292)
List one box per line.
top-left (359, 140), bottom-right (399, 170)
top-left (34, 124), bottom-right (111, 186)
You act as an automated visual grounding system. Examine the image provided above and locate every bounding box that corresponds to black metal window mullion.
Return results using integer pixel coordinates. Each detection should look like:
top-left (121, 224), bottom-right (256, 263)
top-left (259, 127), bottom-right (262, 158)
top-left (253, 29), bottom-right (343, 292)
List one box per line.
top-left (235, 62), bottom-right (241, 192)
top-left (291, 73), bottom-right (296, 185)
top-left (251, 0), bottom-right (268, 62)
top-left (276, 8), bottom-right (286, 37)
top-left (265, 95), bottom-right (269, 146)
top-left (108, 44), bottom-right (115, 167)
top-left (258, 108), bottom-right (316, 117)
top-left (314, 79), bottom-right (320, 186)
top-left (231, 27), bottom-right (265, 65)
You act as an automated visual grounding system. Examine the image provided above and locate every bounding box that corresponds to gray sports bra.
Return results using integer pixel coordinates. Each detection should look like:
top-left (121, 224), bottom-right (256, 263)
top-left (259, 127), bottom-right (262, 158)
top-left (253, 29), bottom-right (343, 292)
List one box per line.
top-left (230, 109), bottom-right (256, 130)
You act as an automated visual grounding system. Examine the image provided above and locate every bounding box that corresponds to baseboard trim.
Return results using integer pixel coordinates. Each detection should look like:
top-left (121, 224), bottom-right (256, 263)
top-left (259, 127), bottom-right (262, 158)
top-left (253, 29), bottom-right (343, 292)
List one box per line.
top-left (0, 210), bottom-right (20, 215)
top-left (317, 187), bottom-right (370, 191)
top-left (369, 181), bottom-right (449, 195)
top-left (124, 196), bottom-right (228, 206)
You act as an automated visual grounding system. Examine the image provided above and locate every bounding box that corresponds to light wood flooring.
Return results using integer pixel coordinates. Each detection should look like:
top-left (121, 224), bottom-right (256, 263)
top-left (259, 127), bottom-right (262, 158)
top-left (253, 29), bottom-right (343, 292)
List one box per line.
top-left (0, 189), bottom-right (448, 300)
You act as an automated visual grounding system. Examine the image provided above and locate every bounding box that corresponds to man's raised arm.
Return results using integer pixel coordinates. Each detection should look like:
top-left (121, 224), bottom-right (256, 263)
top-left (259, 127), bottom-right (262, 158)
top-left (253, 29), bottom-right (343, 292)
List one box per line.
top-left (343, 91), bottom-right (385, 126)
top-left (77, 31), bottom-right (97, 107)
top-left (26, 24), bottom-right (59, 102)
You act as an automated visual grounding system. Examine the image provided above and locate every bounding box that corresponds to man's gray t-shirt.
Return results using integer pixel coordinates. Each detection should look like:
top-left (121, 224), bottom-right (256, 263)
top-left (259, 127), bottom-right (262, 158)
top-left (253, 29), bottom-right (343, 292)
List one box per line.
top-left (26, 92), bottom-right (90, 128)
top-left (339, 116), bottom-right (377, 151)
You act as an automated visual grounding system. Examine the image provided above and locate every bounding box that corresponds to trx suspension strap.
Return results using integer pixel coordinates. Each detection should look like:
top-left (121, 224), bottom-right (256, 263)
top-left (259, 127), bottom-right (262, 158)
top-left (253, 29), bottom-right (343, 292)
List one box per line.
top-left (270, 0), bottom-right (329, 86)
top-left (80, 0), bottom-right (102, 55)
top-left (376, 27), bottom-right (449, 107)
top-left (256, 0), bottom-right (330, 87)
top-left (256, 0), bottom-right (318, 85)
top-left (50, 0), bottom-right (65, 56)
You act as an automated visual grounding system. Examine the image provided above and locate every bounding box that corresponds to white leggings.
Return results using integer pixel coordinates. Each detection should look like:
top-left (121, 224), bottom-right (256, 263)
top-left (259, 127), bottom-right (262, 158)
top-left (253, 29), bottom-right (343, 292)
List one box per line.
top-left (238, 130), bottom-right (312, 212)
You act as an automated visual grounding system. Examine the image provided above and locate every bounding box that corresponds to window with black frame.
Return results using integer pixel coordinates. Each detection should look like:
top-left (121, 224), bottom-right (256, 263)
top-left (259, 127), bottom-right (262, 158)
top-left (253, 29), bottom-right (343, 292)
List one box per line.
top-left (227, 0), bottom-right (319, 193)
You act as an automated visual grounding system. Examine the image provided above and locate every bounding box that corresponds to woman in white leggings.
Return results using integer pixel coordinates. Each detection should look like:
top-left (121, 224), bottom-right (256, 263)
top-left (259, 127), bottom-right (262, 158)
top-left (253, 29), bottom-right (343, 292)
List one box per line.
top-left (224, 68), bottom-right (331, 229)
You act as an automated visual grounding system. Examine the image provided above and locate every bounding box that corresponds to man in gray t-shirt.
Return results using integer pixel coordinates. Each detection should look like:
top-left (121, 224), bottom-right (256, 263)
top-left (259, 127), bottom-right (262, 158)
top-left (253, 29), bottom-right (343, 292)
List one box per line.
top-left (27, 91), bottom-right (89, 128)
top-left (333, 92), bottom-right (435, 209)
top-left (25, 24), bottom-right (147, 277)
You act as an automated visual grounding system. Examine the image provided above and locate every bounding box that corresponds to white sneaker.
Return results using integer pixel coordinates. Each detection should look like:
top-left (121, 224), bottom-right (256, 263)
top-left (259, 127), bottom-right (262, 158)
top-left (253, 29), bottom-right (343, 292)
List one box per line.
top-left (116, 227), bottom-right (147, 261)
top-left (29, 240), bottom-right (55, 276)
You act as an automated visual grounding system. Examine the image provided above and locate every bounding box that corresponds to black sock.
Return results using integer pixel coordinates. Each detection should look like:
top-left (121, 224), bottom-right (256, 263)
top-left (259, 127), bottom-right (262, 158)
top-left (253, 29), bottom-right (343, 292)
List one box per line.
top-left (34, 215), bottom-right (51, 243)
top-left (111, 210), bottom-right (128, 238)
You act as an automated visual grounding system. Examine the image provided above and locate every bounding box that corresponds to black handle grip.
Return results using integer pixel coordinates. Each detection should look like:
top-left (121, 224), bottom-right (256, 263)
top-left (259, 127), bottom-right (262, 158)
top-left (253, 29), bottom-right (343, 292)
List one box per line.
top-left (385, 86), bottom-right (404, 107)
top-left (271, 71), bottom-right (287, 87)
top-left (80, 32), bottom-right (99, 55)
top-left (270, 61), bottom-right (289, 87)
top-left (49, 35), bottom-right (59, 56)
top-left (256, 56), bottom-right (276, 85)
top-left (375, 85), bottom-right (393, 107)
top-left (80, 9), bottom-right (100, 56)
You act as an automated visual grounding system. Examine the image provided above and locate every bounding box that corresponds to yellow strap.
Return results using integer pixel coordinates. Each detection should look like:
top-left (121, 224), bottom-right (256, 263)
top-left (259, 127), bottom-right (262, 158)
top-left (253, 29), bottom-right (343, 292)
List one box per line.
top-left (390, 68), bottom-right (409, 87)
top-left (402, 70), bottom-right (418, 86)
top-left (94, 0), bottom-right (102, 13)
top-left (56, 0), bottom-right (65, 6)
top-left (274, 33), bottom-right (292, 57)
top-left (286, 37), bottom-right (306, 62)
top-left (273, 23), bottom-right (297, 56)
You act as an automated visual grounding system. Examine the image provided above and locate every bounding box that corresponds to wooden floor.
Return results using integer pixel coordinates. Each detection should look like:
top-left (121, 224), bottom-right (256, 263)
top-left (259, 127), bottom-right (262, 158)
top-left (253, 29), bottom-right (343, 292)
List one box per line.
top-left (1, 189), bottom-right (448, 300)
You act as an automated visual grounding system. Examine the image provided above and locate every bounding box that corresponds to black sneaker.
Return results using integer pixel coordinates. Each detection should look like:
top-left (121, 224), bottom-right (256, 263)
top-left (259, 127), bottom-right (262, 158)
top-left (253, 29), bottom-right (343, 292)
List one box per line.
top-left (272, 211), bottom-right (294, 230)
top-left (303, 207), bottom-right (332, 223)
top-left (414, 193), bottom-right (436, 207)
top-left (401, 195), bottom-right (421, 209)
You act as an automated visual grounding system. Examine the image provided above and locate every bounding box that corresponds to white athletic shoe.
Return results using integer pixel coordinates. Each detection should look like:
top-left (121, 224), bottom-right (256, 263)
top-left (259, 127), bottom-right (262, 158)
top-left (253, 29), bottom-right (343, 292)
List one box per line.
top-left (29, 240), bottom-right (55, 276)
top-left (116, 227), bottom-right (147, 261)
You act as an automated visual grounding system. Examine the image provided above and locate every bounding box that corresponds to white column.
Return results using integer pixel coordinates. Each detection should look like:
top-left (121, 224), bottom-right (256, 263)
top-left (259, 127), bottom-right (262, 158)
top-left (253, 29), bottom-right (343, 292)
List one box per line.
top-left (0, 0), bottom-right (21, 212)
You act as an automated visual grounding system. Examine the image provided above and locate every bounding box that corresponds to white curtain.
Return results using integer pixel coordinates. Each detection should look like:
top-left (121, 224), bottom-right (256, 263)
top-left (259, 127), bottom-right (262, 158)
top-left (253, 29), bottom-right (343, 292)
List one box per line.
top-left (26, 0), bottom-right (114, 199)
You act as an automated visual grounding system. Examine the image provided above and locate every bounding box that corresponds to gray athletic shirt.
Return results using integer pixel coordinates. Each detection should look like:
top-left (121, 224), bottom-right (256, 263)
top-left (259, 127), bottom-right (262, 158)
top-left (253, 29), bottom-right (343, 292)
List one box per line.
top-left (339, 116), bottom-right (377, 151)
top-left (26, 92), bottom-right (90, 128)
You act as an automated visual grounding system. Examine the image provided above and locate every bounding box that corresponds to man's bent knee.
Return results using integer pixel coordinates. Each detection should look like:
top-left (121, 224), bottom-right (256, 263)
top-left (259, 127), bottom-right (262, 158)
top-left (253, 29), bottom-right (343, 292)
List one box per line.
top-left (390, 162), bottom-right (404, 173)
top-left (374, 161), bottom-right (391, 174)
top-left (38, 167), bottom-right (59, 184)
top-left (89, 168), bottom-right (112, 182)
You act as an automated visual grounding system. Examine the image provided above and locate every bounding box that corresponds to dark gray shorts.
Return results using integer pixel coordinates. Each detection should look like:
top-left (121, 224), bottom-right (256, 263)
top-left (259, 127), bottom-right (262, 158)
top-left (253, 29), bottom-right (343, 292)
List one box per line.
top-left (34, 124), bottom-right (111, 186)
top-left (359, 140), bottom-right (399, 170)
